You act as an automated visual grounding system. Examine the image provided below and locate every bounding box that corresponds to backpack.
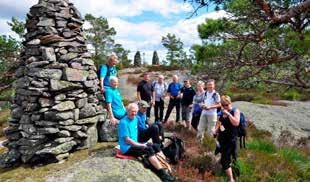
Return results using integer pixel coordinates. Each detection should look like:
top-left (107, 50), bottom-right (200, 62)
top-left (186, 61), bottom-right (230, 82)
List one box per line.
top-left (231, 108), bottom-right (247, 148)
top-left (98, 64), bottom-right (110, 78)
top-left (204, 91), bottom-right (221, 112)
top-left (162, 136), bottom-right (185, 164)
top-left (193, 103), bottom-right (202, 116)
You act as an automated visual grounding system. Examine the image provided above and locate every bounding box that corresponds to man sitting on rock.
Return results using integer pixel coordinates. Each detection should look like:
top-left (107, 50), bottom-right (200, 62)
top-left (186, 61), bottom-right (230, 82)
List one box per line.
top-left (137, 100), bottom-right (163, 145)
top-left (105, 76), bottom-right (126, 125)
top-left (118, 103), bottom-right (176, 182)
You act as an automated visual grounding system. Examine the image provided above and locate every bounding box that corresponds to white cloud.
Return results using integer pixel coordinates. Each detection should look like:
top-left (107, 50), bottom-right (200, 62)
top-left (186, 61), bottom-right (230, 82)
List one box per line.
top-left (164, 10), bottom-right (228, 47)
top-left (108, 10), bottom-right (228, 63)
top-left (0, 0), bottom-right (227, 64)
top-left (73, 0), bottom-right (192, 18)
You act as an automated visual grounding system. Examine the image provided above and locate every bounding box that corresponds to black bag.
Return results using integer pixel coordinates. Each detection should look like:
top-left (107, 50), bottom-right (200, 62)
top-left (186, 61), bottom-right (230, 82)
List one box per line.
top-left (162, 136), bottom-right (185, 164)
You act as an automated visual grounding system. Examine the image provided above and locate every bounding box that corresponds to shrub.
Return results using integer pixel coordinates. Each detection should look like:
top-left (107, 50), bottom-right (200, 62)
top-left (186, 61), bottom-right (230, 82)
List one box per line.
top-left (247, 139), bottom-right (276, 154)
top-left (0, 88), bottom-right (14, 101)
top-left (281, 89), bottom-right (302, 101)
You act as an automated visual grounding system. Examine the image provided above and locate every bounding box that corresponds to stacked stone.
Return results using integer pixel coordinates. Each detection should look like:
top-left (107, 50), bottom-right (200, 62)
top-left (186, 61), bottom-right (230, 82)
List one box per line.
top-left (2, 0), bottom-right (105, 164)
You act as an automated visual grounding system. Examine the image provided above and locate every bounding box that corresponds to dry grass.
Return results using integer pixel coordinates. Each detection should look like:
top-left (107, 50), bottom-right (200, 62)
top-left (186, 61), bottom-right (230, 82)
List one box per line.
top-left (127, 74), bottom-right (142, 85)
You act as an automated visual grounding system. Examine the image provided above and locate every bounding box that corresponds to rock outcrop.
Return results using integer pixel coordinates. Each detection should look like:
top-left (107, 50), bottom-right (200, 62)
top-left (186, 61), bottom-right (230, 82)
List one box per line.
top-left (1, 0), bottom-right (110, 167)
top-left (234, 101), bottom-right (310, 146)
top-left (46, 149), bottom-right (161, 182)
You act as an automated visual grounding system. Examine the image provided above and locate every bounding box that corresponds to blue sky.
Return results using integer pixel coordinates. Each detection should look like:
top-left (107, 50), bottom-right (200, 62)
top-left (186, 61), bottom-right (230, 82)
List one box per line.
top-left (0, 0), bottom-right (227, 63)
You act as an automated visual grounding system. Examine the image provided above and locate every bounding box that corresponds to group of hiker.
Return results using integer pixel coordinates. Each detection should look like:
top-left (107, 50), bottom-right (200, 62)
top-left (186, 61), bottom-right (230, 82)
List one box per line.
top-left (100, 53), bottom-right (243, 182)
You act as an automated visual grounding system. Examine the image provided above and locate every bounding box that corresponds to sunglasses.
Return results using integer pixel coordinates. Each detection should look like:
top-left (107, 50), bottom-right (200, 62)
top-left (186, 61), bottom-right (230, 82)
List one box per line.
top-left (222, 104), bottom-right (229, 107)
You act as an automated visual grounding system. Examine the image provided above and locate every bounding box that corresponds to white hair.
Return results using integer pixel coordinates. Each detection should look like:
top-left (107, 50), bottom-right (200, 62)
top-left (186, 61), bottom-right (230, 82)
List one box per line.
top-left (109, 76), bottom-right (118, 82)
top-left (108, 52), bottom-right (118, 61)
top-left (197, 80), bottom-right (205, 87)
top-left (127, 103), bottom-right (138, 112)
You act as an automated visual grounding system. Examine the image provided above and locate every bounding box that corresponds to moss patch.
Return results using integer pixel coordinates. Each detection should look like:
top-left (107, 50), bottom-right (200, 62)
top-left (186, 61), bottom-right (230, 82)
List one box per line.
top-left (0, 142), bottom-right (117, 181)
top-left (0, 108), bottom-right (10, 138)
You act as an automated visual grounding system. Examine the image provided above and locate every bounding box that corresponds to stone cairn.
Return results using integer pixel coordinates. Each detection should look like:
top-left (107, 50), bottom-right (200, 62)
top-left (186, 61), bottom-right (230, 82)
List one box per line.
top-left (1, 0), bottom-right (112, 166)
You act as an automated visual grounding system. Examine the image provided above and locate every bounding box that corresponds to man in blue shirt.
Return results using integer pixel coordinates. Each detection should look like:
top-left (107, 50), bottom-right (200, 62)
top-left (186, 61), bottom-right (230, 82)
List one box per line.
top-left (100, 52), bottom-right (118, 93)
top-left (118, 103), bottom-right (175, 181)
top-left (137, 100), bottom-right (162, 145)
top-left (163, 75), bottom-right (182, 125)
top-left (105, 76), bottom-right (126, 125)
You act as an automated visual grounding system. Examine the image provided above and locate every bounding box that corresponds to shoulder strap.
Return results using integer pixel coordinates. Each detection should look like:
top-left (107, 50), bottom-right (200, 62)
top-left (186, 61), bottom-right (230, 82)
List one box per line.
top-left (105, 64), bottom-right (110, 77)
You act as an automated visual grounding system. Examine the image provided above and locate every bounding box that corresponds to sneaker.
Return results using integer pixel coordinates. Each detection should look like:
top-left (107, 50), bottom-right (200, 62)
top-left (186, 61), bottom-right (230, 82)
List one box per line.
top-left (157, 169), bottom-right (176, 182)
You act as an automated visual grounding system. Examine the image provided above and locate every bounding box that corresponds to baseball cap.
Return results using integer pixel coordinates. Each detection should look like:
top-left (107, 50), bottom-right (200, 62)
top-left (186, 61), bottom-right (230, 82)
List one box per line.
top-left (138, 100), bottom-right (150, 108)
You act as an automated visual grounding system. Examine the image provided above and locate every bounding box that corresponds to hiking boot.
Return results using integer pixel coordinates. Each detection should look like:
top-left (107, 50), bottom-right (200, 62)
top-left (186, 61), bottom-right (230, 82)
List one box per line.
top-left (157, 169), bottom-right (176, 182)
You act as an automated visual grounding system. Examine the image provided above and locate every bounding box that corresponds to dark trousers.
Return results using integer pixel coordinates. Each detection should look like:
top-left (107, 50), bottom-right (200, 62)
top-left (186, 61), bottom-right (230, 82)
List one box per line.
top-left (138, 124), bottom-right (161, 145)
top-left (124, 143), bottom-right (161, 157)
top-left (164, 98), bottom-right (181, 123)
top-left (154, 99), bottom-right (164, 122)
top-left (146, 106), bottom-right (151, 118)
top-left (191, 113), bottom-right (201, 130)
top-left (220, 140), bottom-right (237, 170)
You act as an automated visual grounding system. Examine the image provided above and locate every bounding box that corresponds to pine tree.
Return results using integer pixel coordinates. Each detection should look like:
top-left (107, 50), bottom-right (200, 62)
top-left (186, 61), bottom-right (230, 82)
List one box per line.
top-left (152, 51), bottom-right (160, 65)
top-left (134, 51), bottom-right (142, 67)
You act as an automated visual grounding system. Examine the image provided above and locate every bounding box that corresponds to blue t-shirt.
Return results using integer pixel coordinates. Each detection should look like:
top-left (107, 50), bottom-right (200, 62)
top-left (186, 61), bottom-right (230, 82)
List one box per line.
top-left (167, 82), bottom-right (182, 97)
top-left (99, 64), bottom-right (117, 87)
top-left (137, 111), bottom-right (147, 132)
top-left (118, 116), bottom-right (138, 154)
top-left (105, 87), bottom-right (126, 119)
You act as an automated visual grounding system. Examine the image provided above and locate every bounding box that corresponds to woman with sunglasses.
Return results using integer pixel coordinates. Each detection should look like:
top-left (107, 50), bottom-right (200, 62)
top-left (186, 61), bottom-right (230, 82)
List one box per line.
top-left (215, 95), bottom-right (240, 182)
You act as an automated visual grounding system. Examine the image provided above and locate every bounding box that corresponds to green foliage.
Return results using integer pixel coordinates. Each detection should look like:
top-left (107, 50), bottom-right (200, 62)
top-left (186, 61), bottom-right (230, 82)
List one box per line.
top-left (0, 108), bottom-right (10, 138)
top-left (192, 0), bottom-right (309, 89)
top-left (0, 35), bottom-right (21, 85)
top-left (0, 88), bottom-right (14, 101)
top-left (84, 14), bottom-right (130, 69)
top-left (281, 89), bottom-right (302, 101)
top-left (133, 51), bottom-right (142, 67)
top-left (247, 139), bottom-right (276, 154)
top-left (279, 148), bottom-right (308, 165)
top-left (151, 51), bottom-right (160, 65)
top-left (7, 17), bottom-right (25, 39)
top-left (161, 33), bottom-right (192, 67)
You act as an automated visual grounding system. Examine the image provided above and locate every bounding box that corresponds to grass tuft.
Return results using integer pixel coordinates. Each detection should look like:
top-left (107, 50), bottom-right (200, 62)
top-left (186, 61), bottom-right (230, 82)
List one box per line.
top-left (247, 139), bottom-right (276, 154)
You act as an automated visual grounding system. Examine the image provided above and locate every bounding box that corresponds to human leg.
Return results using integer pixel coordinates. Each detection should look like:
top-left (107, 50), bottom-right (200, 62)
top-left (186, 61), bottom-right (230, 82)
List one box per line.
top-left (159, 99), bottom-right (164, 122)
top-left (175, 98), bottom-right (181, 123)
top-left (163, 99), bottom-right (174, 123)
top-left (206, 114), bottom-right (217, 136)
top-left (197, 114), bottom-right (208, 141)
top-left (154, 101), bottom-right (160, 122)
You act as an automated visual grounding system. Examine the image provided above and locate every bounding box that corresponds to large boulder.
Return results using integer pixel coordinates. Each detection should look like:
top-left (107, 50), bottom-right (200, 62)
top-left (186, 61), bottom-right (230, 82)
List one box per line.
top-left (46, 156), bottom-right (161, 182)
top-left (98, 118), bottom-right (118, 142)
top-left (233, 101), bottom-right (310, 146)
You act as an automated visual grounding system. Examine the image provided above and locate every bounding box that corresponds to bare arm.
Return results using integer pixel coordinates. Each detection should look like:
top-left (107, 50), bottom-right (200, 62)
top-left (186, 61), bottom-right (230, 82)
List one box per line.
top-left (100, 78), bottom-right (105, 92)
top-left (125, 137), bottom-right (146, 148)
top-left (137, 91), bottom-right (141, 101)
top-left (227, 109), bottom-right (240, 127)
top-left (107, 103), bottom-right (118, 125)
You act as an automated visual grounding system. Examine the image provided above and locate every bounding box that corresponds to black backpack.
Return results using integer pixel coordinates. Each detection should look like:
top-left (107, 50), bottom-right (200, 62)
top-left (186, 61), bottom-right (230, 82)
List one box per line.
top-left (162, 136), bottom-right (185, 164)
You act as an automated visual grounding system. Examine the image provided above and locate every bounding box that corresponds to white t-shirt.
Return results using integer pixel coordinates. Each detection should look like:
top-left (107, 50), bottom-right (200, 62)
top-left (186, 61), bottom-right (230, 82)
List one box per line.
top-left (202, 90), bottom-right (220, 116)
top-left (153, 81), bottom-right (167, 101)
